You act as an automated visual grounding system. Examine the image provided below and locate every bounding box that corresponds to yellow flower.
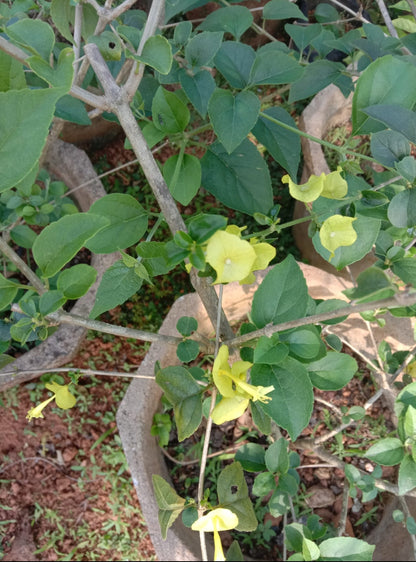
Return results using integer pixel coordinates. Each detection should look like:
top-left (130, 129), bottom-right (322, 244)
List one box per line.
top-left (211, 345), bottom-right (274, 425)
top-left (282, 167), bottom-right (347, 203)
top-left (319, 215), bottom-right (357, 260)
top-left (26, 382), bottom-right (77, 421)
top-left (191, 508), bottom-right (239, 561)
top-left (205, 229), bottom-right (275, 285)
top-left (26, 395), bottom-right (55, 421)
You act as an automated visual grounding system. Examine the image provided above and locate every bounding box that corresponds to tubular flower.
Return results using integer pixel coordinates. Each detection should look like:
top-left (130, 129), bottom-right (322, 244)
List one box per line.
top-left (211, 345), bottom-right (274, 425)
top-left (26, 382), bottom-right (76, 421)
top-left (205, 228), bottom-right (275, 285)
top-left (319, 215), bottom-right (357, 260)
top-left (282, 167), bottom-right (347, 203)
top-left (191, 508), bottom-right (239, 561)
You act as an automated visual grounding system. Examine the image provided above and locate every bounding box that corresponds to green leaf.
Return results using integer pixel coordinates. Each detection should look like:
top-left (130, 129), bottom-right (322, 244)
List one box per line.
top-left (250, 400), bottom-right (272, 435)
top-left (289, 60), bottom-right (347, 103)
top-left (235, 443), bottom-right (267, 472)
top-left (33, 214), bottom-right (108, 278)
top-left (55, 95), bottom-right (91, 125)
top-left (396, 156), bottom-right (416, 183)
top-left (308, 352), bottom-right (357, 390)
top-left (251, 255), bottom-right (309, 328)
top-left (0, 88), bottom-right (64, 193)
top-left (88, 31), bottom-right (122, 61)
top-left (319, 537), bottom-right (375, 561)
top-left (152, 475), bottom-right (186, 540)
top-left (249, 52), bottom-right (302, 86)
top-left (265, 438), bottom-right (289, 474)
top-left (185, 30), bottom-right (224, 68)
top-left (57, 264), bottom-right (97, 299)
top-left (187, 214), bottom-right (227, 244)
top-left (392, 258), bottom-right (416, 287)
top-left (226, 541), bottom-right (244, 562)
top-left (407, 516), bottom-right (416, 535)
top-left (251, 357), bottom-right (314, 441)
top-left (253, 336), bottom-right (289, 365)
top-left (197, 6), bottom-right (253, 41)
top-left (136, 241), bottom-right (176, 276)
top-left (10, 224), bottom-right (37, 249)
top-left (201, 138), bottom-right (273, 216)
top-left (314, 299), bottom-right (348, 325)
top-left (269, 489), bottom-right (291, 517)
top-left (264, 0), bottom-right (308, 20)
top-left (163, 153), bottom-right (201, 206)
top-left (176, 316), bottom-right (198, 337)
top-left (179, 69), bottom-right (215, 118)
top-left (0, 274), bottom-right (21, 311)
top-left (303, 538), bottom-right (320, 561)
top-left (176, 340), bottom-right (200, 363)
top-left (51, 0), bottom-right (74, 43)
top-left (285, 23), bottom-right (322, 55)
top-left (127, 35), bottom-right (172, 74)
top-left (27, 48), bottom-right (74, 90)
top-left (208, 89), bottom-right (260, 154)
top-left (252, 472), bottom-right (277, 497)
top-left (388, 189), bottom-right (416, 228)
top-left (152, 86), bottom-right (190, 133)
top-left (352, 56), bottom-right (416, 135)
top-left (217, 462), bottom-right (258, 531)
top-left (371, 129), bottom-right (410, 168)
top-left (279, 326), bottom-right (324, 362)
top-left (7, 18), bottom-right (55, 60)
top-left (363, 104), bottom-right (416, 144)
top-left (39, 290), bottom-right (66, 315)
top-left (0, 50), bottom-right (26, 91)
top-left (366, 438), bottom-right (405, 466)
top-left (252, 107), bottom-right (301, 178)
top-left (399, 455), bottom-right (416, 495)
top-left (90, 260), bottom-right (143, 318)
top-left (343, 266), bottom-right (394, 303)
top-left (86, 194), bottom-right (148, 253)
top-left (156, 366), bottom-right (203, 441)
top-left (173, 21), bottom-right (192, 47)
top-left (405, 405), bottom-right (416, 439)
top-left (214, 41), bottom-right (256, 89)
top-left (393, 509), bottom-right (405, 523)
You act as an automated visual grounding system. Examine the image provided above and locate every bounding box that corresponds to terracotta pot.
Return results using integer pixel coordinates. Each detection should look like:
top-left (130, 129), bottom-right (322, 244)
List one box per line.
top-left (0, 139), bottom-right (118, 391)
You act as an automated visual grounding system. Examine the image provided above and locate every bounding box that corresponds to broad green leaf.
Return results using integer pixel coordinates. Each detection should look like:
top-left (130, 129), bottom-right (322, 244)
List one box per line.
top-left (279, 326), bottom-right (324, 362)
top-left (405, 405), bottom-right (416, 439)
top-left (128, 35), bottom-right (172, 74)
top-left (208, 89), bottom-right (260, 154)
top-left (249, 52), bottom-right (302, 86)
top-left (363, 104), bottom-right (416, 144)
top-left (251, 357), bottom-right (314, 440)
top-left (27, 48), bottom-right (74, 90)
top-left (388, 189), bottom-right (416, 228)
top-left (399, 454), bottom-right (416, 495)
top-left (269, 488), bottom-right (291, 517)
top-left (187, 214), bottom-right (227, 244)
top-left (55, 95), bottom-right (91, 125)
top-left (252, 107), bottom-right (301, 178)
top-left (201, 139), bottom-right (273, 216)
top-left (152, 86), bottom-right (190, 133)
top-left (156, 366), bottom-right (202, 441)
top-left (396, 156), bottom-right (416, 183)
top-left (312, 215), bottom-right (380, 270)
top-left (7, 19), bottom-right (55, 60)
top-left (51, 0), bottom-right (74, 43)
top-left (252, 472), bottom-right (276, 497)
top-left (235, 443), bottom-right (267, 472)
top-left (319, 537), bottom-right (375, 561)
top-left (214, 41), bottom-right (256, 89)
top-left (285, 23), bottom-right (322, 54)
top-left (314, 299), bottom-right (348, 325)
top-left (197, 6), bottom-right (253, 41)
top-left (343, 266), bottom-right (394, 303)
top-left (179, 69), bottom-right (215, 118)
top-left (10, 224), bottom-right (37, 249)
top-left (251, 255), bottom-right (309, 328)
top-left (253, 336), bottom-right (289, 365)
top-left (308, 352), bottom-right (357, 391)
top-left (39, 290), bottom-right (66, 316)
top-left (0, 50), bottom-right (26, 91)
top-left (163, 153), bottom-right (201, 205)
top-left (141, 122), bottom-right (166, 149)
top-left (152, 475), bottom-right (186, 539)
top-left (250, 400), bottom-right (272, 435)
top-left (352, 56), bottom-right (416, 135)
top-left (265, 438), bottom-right (289, 474)
top-left (0, 88), bottom-right (64, 192)
top-left (303, 538), bottom-right (320, 561)
top-left (264, 0), bottom-right (308, 20)
top-left (176, 340), bottom-right (199, 363)
top-left (176, 316), bottom-right (198, 337)
top-left (366, 438), bottom-right (405, 466)
top-left (370, 130), bottom-right (410, 168)
top-left (217, 462), bottom-right (258, 531)
top-left (173, 21), bottom-right (192, 47)
top-left (88, 31), bottom-right (122, 61)
top-left (57, 264), bottom-right (97, 299)
top-left (33, 214), bottom-right (108, 278)
top-left (117, 24), bottom-right (142, 51)
top-left (0, 274), bottom-right (21, 311)
top-left (185, 31), bottom-right (224, 68)
top-left (86, 194), bottom-right (148, 253)
top-left (392, 258), bottom-right (416, 287)
top-left (136, 241), bottom-right (176, 276)
top-left (165, 0), bottom-right (204, 22)
top-left (225, 541), bottom-right (244, 562)
top-left (90, 260), bottom-right (143, 318)
top-left (289, 60), bottom-right (347, 103)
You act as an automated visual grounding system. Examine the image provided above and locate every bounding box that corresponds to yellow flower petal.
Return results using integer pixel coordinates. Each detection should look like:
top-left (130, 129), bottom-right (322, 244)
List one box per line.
top-left (205, 230), bottom-right (256, 284)
top-left (282, 173), bottom-right (325, 203)
top-left (213, 346), bottom-right (233, 397)
top-left (320, 167), bottom-right (348, 199)
top-left (212, 395), bottom-right (250, 424)
top-left (191, 508), bottom-right (239, 532)
top-left (45, 382), bottom-right (77, 410)
top-left (319, 215), bottom-right (357, 259)
top-left (250, 242), bottom-right (276, 272)
top-left (26, 395), bottom-right (55, 421)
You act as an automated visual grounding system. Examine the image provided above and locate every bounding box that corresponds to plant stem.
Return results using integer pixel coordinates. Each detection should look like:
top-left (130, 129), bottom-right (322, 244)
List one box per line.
top-left (197, 285), bottom-right (224, 561)
top-left (0, 367), bottom-right (155, 380)
top-left (0, 237), bottom-right (46, 294)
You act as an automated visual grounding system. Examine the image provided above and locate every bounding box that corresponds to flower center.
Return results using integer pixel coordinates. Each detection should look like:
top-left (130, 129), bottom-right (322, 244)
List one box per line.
top-left (225, 258), bottom-right (232, 265)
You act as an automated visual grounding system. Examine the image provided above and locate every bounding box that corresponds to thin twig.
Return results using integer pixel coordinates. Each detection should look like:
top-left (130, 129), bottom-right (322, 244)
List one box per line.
top-left (338, 483), bottom-right (350, 536)
top-left (73, 2), bottom-right (83, 78)
top-left (160, 444), bottom-right (239, 467)
top-left (406, 0), bottom-right (416, 20)
top-left (375, 0), bottom-right (399, 38)
top-left (0, 366), bottom-right (155, 380)
top-left (0, 236), bottom-right (45, 294)
top-left (315, 396), bottom-right (343, 419)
